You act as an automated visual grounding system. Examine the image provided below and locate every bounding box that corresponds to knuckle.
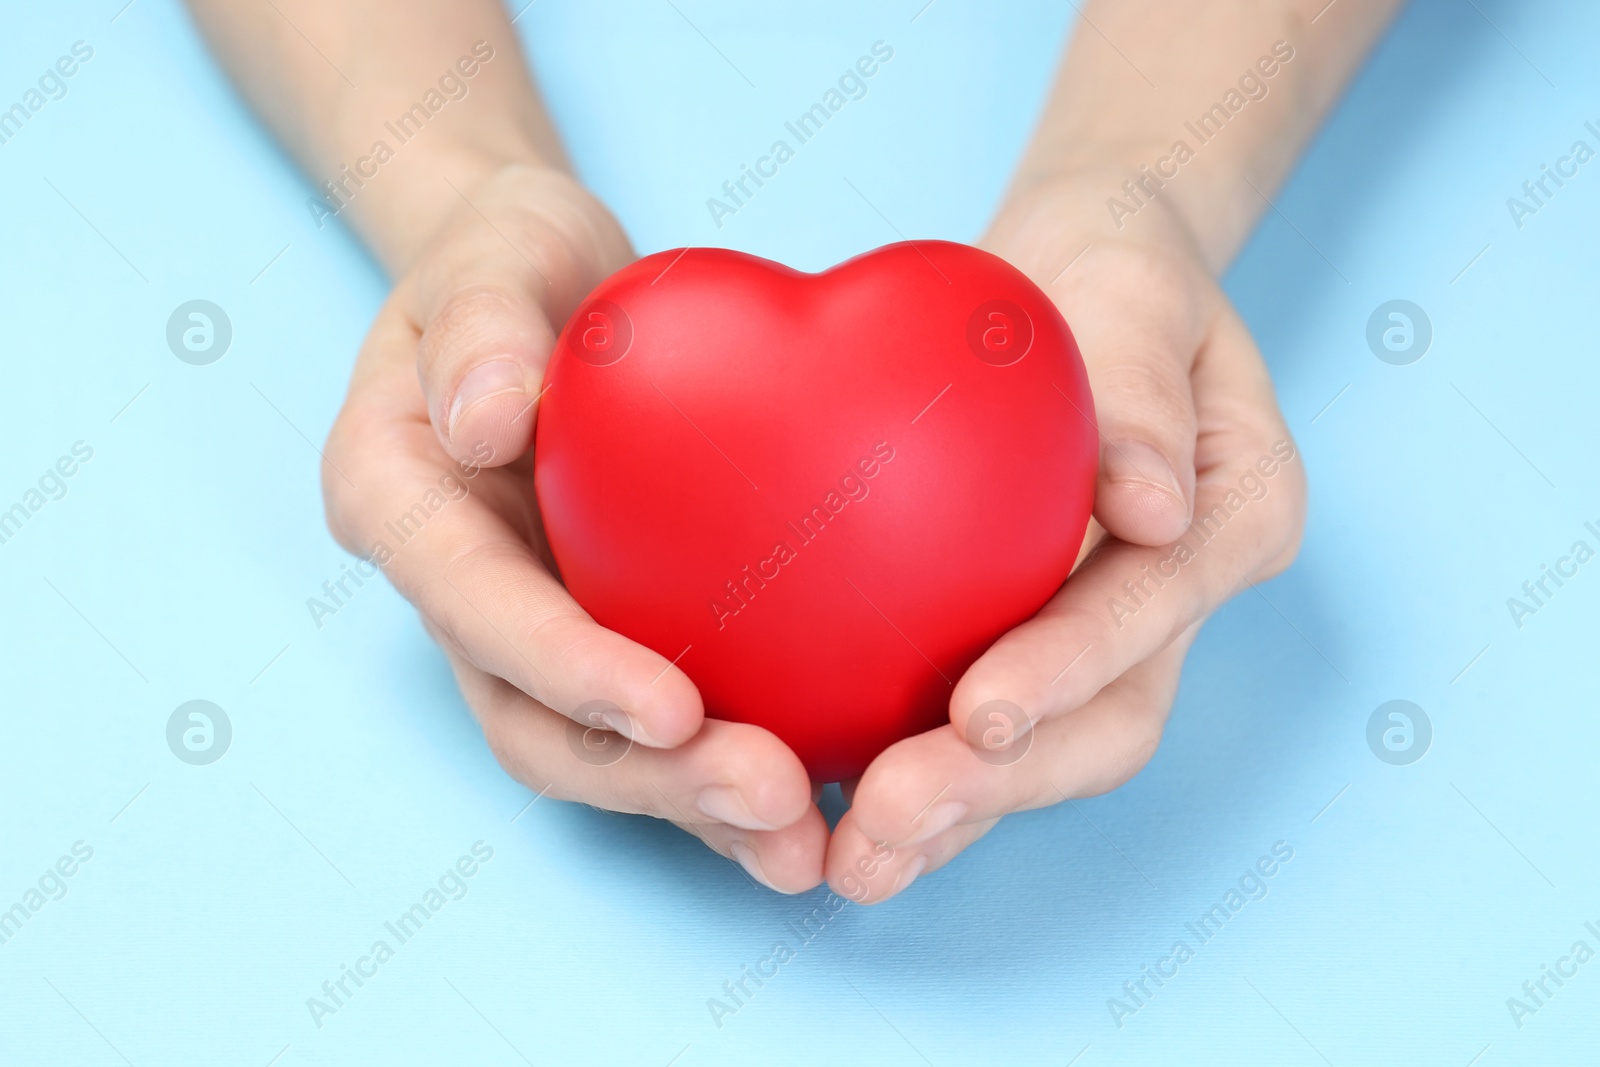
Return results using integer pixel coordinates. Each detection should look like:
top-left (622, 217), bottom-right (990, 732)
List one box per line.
top-left (434, 283), bottom-right (524, 331)
top-left (420, 285), bottom-right (540, 370)
top-left (520, 610), bottom-right (599, 681)
top-left (1097, 360), bottom-right (1194, 437)
top-left (688, 723), bottom-right (798, 810)
top-left (442, 535), bottom-right (512, 594)
top-left (439, 536), bottom-right (527, 605)
top-left (1040, 600), bottom-right (1109, 646)
top-left (478, 686), bottom-right (596, 808)
top-left (1107, 730), bottom-right (1163, 794)
top-left (1122, 714), bottom-right (1166, 776)
top-left (1254, 454), bottom-right (1309, 581)
top-left (319, 416), bottom-right (367, 555)
top-left (479, 691), bottom-right (540, 785)
top-left (1030, 602), bottom-right (1110, 704)
top-left (1083, 711), bottom-right (1166, 798)
top-left (856, 751), bottom-right (938, 838)
top-left (695, 726), bottom-right (762, 781)
top-left (420, 609), bottom-right (472, 665)
top-left (496, 176), bottom-right (621, 287)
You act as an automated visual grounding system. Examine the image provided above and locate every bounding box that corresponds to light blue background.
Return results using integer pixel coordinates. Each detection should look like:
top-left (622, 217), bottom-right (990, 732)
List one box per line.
top-left (2, 0), bottom-right (1597, 1063)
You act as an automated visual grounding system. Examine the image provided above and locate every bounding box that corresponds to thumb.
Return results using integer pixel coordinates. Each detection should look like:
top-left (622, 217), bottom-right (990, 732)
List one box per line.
top-left (412, 262), bottom-right (555, 468)
top-left (1071, 299), bottom-right (1199, 546)
top-left (404, 170), bottom-right (633, 468)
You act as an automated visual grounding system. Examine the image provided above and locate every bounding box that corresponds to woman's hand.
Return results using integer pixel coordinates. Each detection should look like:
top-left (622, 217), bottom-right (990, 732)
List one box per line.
top-left (825, 174), bottom-right (1308, 902)
top-left (322, 164), bottom-right (828, 892)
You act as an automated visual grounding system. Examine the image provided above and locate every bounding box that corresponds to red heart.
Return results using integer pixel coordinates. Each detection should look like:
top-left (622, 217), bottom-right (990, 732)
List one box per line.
top-left (534, 241), bottom-right (1097, 781)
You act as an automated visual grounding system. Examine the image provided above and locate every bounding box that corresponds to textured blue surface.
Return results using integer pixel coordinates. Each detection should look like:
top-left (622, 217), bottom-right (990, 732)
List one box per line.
top-left (2, 1), bottom-right (1597, 1063)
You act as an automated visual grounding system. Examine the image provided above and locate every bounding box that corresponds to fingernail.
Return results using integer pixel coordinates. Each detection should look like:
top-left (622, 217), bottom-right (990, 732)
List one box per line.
top-left (599, 710), bottom-right (649, 745)
top-left (895, 854), bottom-right (929, 894)
top-left (1103, 439), bottom-right (1186, 506)
top-left (697, 785), bottom-right (776, 831)
top-left (904, 801), bottom-right (967, 846)
top-left (729, 841), bottom-right (779, 891)
top-left (448, 359), bottom-right (525, 441)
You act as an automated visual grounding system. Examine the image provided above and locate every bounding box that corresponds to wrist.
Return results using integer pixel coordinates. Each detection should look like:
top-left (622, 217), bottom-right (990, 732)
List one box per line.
top-left (386, 160), bottom-right (634, 323)
top-left (983, 166), bottom-right (1212, 283)
top-left (323, 136), bottom-right (558, 276)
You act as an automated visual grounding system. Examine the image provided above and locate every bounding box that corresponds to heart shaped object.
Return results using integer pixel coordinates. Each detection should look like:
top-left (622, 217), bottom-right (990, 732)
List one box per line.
top-left (534, 241), bottom-right (1097, 781)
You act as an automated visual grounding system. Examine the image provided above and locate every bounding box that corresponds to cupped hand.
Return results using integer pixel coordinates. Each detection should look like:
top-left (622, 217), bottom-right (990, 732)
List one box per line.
top-left (321, 164), bottom-right (827, 892)
top-left (826, 173), bottom-right (1308, 902)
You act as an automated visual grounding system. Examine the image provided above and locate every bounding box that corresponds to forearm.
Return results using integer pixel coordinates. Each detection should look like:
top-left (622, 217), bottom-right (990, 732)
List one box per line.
top-left (186, 0), bottom-right (567, 274)
top-left (999, 0), bottom-right (1404, 271)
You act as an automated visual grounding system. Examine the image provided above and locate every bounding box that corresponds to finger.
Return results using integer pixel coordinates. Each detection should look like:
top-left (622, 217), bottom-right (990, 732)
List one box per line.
top-left (824, 810), bottom-right (998, 904)
top-left (404, 169), bottom-right (632, 466)
top-left (1192, 309), bottom-right (1309, 580)
top-left (950, 318), bottom-right (1301, 733)
top-left (852, 631), bottom-right (1190, 850)
top-left (1052, 245), bottom-right (1208, 545)
top-left (460, 655), bottom-right (816, 838)
top-left (826, 633), bottom-right (1191, 903)
top-left (465, 653), bottom-right (824, 891)
top-left (669, 809), bottom-right (830, 894)
top-left (325, 306), bottom-right (703, 747)
top-left (839, 777), bottom-right (861, 806)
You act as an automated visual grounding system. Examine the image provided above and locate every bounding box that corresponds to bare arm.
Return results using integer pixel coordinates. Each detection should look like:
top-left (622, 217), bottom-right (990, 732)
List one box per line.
top-left (186, 0), bottom-right (567, 273)
top-left (1005, 0), bottom-right (1403, 271)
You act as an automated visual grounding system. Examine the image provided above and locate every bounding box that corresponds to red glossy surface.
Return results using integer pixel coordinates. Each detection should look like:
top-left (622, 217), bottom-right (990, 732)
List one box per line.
top-left (534, 241), bottom-right (1097, 781)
